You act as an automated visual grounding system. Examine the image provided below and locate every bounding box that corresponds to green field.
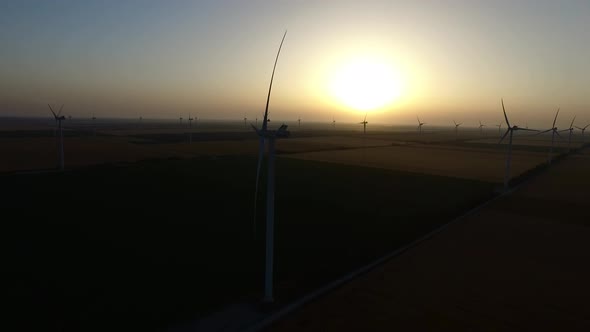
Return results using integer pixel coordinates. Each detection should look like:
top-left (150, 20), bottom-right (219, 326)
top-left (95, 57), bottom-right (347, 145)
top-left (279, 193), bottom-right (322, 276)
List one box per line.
top-left (6, 154), bottom-right (496, 332)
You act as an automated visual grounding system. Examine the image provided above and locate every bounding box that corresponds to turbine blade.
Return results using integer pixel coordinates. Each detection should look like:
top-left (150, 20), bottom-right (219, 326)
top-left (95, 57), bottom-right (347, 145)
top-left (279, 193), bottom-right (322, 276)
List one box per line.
top-left (499, 129), bottom-right (510, 144)
top-left (57, 104), bottom-right (64, 117)
top-left (48, 104), bottom-right (57, 118)
top-left (262, 30), bottom-right (287, 132)
top-left (518, 128), bottom-right (539, 132)
top-left (552, 108), bottom-right (560, 128)
top-left (570, 116), bottom-right (576, 128)
top-left (364, 112), bottom-right (367, 122)
top-left (417, 116), bottom-right (420, 124)
top-left (537, 129), bottom-right (552, 134)
top-left (501, 98), bottom-right (510, 128)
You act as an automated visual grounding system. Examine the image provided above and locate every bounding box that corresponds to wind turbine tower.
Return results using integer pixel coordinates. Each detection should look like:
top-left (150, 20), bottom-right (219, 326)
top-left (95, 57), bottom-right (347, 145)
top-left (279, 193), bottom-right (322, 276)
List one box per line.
top-left (48, 104), bottom-right (66, 171)
top-left (453, 120), bottom-right (462, 135)
top-left (499, 99), bottom-right (537, 190)
top-left (575, 123), bottom-right (589, 143)
top-left (537, 108), bottom-right (561, 164)
top-left (252, 30), bottom-right (289, 303)
top-left (478, 121), bottom-right (486, 135)
top-left (417, 116), bottom-right (425, 134)
top-left (359, 113), bottom-right (368, 134)
top-left (560, 116), bottom-right (576, 152)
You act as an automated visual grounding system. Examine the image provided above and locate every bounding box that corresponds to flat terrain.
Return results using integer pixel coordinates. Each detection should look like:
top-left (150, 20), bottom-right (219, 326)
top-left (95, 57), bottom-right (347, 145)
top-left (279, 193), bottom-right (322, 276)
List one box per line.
top-left (285, 143), bottom-right (547, 182)
top-left (267, 148), bottom-right (590, 332)
top-left (2, 118), bottom-right (585, 332)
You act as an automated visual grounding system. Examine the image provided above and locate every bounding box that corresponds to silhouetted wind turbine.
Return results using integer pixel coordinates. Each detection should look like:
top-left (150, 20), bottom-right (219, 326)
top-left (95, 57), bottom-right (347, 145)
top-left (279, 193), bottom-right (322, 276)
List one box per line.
top-left (179, 116), bottom-right (183, 126)
top-left (187, 113), bottom-right (194, 143)
top-left (359, 113), bottom-right (368, 134)
top-left (496, 123), bottom-right (502, 135)
top-left (499, 99), bottom-right (538, 190)
top-left (478, 120), bottom-right (486, 135)
top-left (417, 116), bottom-right (425, 134)
top-left (453, 120), bottom-right (462, 135)
top-left (252, 30), bottom-right (289, 303)
top-left (575, 123), bottom-right (589, 143)
top-left (537, 108), bottom-right (561, 164)
top-left (244, 115), bottom-right (248, 128)
top-left (48, 104), bottom-right (66, 171)
top-left (297, 116), bottom-right (301, 128)
top-left (560, 116), bottom-right (576, 152)
top-left (332, 117), bottom-right (336, 128)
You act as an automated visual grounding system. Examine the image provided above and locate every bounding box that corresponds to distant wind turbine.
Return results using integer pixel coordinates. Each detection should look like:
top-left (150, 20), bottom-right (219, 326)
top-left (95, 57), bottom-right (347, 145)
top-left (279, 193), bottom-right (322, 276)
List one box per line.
top-left (187, 113), bottom-right (194, 143)
top-left (453, 120), bottom-right (462, 135)
top-left (575, 123), bottom-right (589, 143)
top-left (478, 120), bottom-right (486, 135)
top-left (48, 104), bottom-right (66, 171)
top-left (496, 123), bottom-right (502, 136)
top-left (244, 115), bottom-right (248, 128)
top-left (179, 116), bottom-right (183, 126)
top-left (332, 117), bottom-right (336, 128)
top-left (499, 99), bottom-right (538, 190)
top-left (417, 116), bottom-right (425, 134)
top-left (297, 116), bottom-right (301, 128)
top-left (560, 116), bottom-right (576, 152)
top-left (359, 113), bottom-right (368, 134)
top-left (537, 108), bottom-right (561, 164)
top-left (252, 30), bottom-right (289, 303)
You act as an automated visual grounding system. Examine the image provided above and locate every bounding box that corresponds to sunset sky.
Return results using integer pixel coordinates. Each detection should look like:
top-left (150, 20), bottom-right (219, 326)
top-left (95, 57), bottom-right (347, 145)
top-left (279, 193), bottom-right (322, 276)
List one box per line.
top-left (1, 0), bottom-right (589, 127)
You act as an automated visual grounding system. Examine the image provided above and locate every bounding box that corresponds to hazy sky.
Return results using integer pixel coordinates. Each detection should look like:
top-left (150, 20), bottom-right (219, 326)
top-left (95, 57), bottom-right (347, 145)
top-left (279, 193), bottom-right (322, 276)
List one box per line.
top-left (1, 0), bottom-right (589, 127)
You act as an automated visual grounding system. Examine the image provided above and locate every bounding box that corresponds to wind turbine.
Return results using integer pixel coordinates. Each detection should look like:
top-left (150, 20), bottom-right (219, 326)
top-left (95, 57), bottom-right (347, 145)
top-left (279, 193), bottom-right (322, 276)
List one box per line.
top-left (297, 116), bottom-right (301, 128)
top-left (417, 116), bottom-right (425, 134)
top-left (560, 116), bottom-right (576, 152)
top-left (332, 117), bottom-right (336, 128)
top-left (496, 123), bottom-right (502, 135)
top-left (359, 113), bottom-right (368, 134)
top-left (478, 120), bottom-right (486, 135)
top-left (453, 120), bottom-right (462, 135)
top-left (537, 108), bottom-right (561, 164)
top-left (48, 104), bottom-right (66, 171)
top-left (187, 113), bottom-right (194, 143)
top-left (575, 123), bottom-right (589, 143)
top-left (252, 30), bottom-right (289, 303)
top-left (499, 99), bottom-right (538, 190)
top-left (179, 116), bottom-right (183, 126)
top-left (244, 115), bottom-right (248, 128)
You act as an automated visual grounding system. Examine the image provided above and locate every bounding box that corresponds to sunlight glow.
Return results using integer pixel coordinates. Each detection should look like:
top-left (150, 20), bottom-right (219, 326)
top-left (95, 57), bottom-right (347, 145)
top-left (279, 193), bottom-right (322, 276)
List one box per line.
top-left (329, 58), bottom-right (403, 112)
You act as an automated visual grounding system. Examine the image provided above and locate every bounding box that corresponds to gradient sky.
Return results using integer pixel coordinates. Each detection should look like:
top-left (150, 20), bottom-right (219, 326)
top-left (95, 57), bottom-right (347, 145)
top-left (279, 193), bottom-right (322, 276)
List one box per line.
top-left (1, 0), bottom-right (589, 127)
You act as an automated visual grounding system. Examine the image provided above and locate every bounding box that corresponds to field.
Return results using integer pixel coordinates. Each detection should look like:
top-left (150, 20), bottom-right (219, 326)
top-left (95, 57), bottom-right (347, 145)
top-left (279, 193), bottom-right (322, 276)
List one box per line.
top-left (2, 118), bottom-right (585, 332)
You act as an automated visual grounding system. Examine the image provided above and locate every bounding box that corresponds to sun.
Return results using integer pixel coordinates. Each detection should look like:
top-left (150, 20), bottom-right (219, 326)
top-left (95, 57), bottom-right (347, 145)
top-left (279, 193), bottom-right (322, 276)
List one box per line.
top-left (329, 58), bottom-right (403, 111)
